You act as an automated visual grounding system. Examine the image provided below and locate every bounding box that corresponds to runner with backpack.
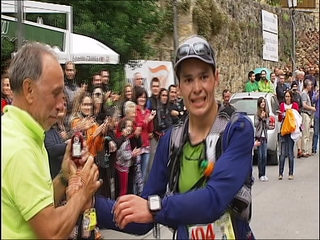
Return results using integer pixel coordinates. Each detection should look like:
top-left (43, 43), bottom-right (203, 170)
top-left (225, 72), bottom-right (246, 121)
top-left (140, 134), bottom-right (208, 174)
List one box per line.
top-left (94, 35), bottom-right (256, 239)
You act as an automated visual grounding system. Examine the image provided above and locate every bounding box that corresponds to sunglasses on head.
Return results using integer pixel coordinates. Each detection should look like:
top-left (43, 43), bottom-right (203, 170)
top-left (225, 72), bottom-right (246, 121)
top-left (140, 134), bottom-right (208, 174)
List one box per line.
top-left (176, 42), bottom-right (215, 63)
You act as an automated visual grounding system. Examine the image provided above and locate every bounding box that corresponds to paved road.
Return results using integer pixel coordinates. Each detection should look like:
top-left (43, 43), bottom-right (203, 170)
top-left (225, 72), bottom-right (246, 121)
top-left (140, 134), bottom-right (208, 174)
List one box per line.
top-left (100, 152), bottom-right (319, 239)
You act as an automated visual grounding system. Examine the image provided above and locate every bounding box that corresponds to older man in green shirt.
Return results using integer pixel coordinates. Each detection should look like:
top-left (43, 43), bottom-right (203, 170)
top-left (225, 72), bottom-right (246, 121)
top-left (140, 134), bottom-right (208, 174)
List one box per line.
top-left (245, 71), bottom-right (258, 92)
top-left (2, 42), bottom-right (101, 239)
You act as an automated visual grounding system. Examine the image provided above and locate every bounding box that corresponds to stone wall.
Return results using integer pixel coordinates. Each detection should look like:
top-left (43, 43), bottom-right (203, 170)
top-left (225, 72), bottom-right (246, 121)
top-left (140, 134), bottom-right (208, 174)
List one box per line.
top-left (153, 0), bottom-right (319, 99)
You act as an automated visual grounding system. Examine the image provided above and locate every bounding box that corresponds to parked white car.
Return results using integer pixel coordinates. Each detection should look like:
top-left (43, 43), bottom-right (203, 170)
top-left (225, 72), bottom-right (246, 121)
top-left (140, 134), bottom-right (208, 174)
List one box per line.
top-left (229, 92), bottom-right (281, 165)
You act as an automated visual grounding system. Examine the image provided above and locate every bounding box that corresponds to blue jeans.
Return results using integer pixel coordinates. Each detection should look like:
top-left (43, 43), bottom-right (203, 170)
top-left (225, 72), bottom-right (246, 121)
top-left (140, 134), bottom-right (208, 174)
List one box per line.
top-left (257, 138), bottom-right (267, 178)
top-left (140, 152), bottom-right (150, 184)
top-left (312, 117), bottom-right (319, 152)
top-left (279, 134), bottom-right (295, 176)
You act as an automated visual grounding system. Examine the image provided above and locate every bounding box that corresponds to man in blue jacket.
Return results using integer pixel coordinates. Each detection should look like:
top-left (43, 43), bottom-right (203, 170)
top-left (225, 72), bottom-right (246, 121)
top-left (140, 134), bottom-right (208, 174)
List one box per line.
top-left (94, 35), bottom-right (255, 239)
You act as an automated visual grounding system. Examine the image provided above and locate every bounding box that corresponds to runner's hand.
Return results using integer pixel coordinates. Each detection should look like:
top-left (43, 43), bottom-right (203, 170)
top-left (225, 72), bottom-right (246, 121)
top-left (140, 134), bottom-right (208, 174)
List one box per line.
top-left (113, 194), bottom-right (154, 229)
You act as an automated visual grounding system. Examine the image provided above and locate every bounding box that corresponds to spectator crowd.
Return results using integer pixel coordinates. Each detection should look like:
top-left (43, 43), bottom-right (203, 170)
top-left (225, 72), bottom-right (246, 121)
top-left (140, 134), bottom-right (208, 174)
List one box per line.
top-left (1, 40), bottom-right (318, 239)
top-left (2, 62), bottom-right (319, 194)
top-left (244, 66), bottom-right (319, 182)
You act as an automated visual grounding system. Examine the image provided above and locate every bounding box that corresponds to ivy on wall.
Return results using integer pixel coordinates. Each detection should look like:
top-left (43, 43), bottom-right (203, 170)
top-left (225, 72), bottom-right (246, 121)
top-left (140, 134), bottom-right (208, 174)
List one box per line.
top-left (192, 0), bottom-right (227, 39)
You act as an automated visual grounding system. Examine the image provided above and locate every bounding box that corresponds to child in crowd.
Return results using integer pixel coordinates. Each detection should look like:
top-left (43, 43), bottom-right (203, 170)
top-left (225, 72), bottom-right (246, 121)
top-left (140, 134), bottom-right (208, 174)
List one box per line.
top-left (115, 118), bottom-right (140, 196)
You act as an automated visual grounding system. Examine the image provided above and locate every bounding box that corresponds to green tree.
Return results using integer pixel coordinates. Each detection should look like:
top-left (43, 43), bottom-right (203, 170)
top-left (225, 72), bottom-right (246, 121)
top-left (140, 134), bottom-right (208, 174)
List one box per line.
top-left (1, 0), bottom-right (164, 92)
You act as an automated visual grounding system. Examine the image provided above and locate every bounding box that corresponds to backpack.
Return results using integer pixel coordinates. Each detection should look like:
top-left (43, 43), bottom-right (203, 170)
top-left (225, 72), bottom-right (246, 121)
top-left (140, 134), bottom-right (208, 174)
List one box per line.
top-left (167, 112), bottom-right (253, 222)
top-left (280, 108), bottom-right (296, 136)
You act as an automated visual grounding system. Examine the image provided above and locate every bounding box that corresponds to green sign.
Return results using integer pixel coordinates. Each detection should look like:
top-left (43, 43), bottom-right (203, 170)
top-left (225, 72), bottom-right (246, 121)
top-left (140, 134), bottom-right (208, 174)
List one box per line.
top-left (1, 18), bottom-right (65, 50)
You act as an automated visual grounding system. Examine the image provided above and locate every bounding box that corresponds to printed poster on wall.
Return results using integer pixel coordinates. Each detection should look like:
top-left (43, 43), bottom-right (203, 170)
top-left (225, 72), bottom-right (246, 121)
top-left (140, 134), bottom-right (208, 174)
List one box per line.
top-left (125, 60), bottom-right (175, 97)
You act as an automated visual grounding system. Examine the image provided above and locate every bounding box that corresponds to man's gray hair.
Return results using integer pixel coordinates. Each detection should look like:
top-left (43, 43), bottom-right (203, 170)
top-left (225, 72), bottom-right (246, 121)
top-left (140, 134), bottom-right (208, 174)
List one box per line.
top-left (124, 101), bottom-right (136, 116)
top-left (8, 42), bottom-right (58, 94)
top-left (133, 72), bottom-right (142, 80)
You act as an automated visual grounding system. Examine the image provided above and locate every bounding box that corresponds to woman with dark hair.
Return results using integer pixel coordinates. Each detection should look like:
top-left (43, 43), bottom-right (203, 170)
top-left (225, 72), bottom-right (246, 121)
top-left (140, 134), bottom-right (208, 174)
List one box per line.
top-left (118, 84), bottom-right (134, 119)
top-left (254, 97), bottom-right (270, 182)
top-left (134, 87), bottom-right (155, 185)
top-left (1, 73), bottom-right (12, 114)
top-left (92, 85), bottom-right (108, 124)
top-left (278, 90), bottom-right (300, 180)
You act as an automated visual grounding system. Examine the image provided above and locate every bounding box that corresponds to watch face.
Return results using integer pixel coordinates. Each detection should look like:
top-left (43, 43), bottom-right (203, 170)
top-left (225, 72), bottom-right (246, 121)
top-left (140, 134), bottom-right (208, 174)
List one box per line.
top-left (149, 195), bottom-right (161, 211)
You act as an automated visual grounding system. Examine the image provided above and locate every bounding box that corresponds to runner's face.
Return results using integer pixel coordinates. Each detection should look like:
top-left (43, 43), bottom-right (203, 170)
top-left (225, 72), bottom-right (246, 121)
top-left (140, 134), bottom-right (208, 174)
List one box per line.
top-left (178, 58), bottom-right (219, 119)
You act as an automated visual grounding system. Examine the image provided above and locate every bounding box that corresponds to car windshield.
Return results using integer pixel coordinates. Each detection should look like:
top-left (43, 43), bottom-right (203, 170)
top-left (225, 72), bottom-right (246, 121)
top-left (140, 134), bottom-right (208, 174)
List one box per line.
top-left (230, 98), bottom-right (259, 115)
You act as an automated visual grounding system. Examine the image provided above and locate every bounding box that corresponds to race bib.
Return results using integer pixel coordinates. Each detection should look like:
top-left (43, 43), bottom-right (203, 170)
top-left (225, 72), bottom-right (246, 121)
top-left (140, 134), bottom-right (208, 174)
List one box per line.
top-left (189, 212), bottom-right (235, 240)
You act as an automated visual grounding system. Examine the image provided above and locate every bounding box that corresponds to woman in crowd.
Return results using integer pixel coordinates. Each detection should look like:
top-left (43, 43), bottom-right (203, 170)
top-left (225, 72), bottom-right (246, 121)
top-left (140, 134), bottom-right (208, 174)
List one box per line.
top-left (70, 92), bottom-right (106, 157)
top-left (92, 85), bottom-right (108, 124)
top-left (1, 73), bottom-right (13, 114)
top-left (96, 115), bottom-right (121, 200)
top-left (134, 87), bottom-right (155, 185)
top-left (45, 100), bottom-right (70, 179)
top-left (118, 84), bottom-right (134, 119)
top-left (254, 97), bottom-right (270, 182)
top-left (278, 90), bottom-right (300, 180)
top-left (154, 88), bottom-right (172, 139)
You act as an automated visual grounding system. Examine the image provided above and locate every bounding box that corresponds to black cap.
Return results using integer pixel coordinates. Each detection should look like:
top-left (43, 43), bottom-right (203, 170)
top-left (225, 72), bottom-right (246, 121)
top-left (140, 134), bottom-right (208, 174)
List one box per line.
top-left (174, 35), bottom-right (216, 77)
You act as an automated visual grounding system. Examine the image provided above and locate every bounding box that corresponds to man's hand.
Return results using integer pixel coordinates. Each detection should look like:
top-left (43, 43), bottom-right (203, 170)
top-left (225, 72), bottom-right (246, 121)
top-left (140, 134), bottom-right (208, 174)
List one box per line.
top-left (76, 157), bottom-right (102, 201)
top-left (60, 140), bottom-right (90, 181)
top-left (66, 174), bottom-right (82, 201)
top-left (113, 194), bottom-right (154, 229)
top-left (67, 173), bottom-right (94, 211)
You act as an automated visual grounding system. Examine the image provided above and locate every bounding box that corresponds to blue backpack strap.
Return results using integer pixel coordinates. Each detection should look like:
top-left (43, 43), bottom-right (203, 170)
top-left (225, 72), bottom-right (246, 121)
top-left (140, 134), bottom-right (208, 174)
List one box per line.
top-left (219, 112), bottom-right (254, 221)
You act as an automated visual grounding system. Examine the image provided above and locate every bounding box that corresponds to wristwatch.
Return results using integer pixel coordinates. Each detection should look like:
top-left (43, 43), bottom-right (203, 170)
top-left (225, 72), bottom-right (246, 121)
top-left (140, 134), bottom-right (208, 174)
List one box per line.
top-left (148, 195), bottom-right (162, 216)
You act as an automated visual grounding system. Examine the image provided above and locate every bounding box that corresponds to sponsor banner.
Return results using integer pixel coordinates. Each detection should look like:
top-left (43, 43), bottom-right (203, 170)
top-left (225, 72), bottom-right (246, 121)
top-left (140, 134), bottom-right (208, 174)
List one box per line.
top-left (125, 60), bottom-right (175, 96)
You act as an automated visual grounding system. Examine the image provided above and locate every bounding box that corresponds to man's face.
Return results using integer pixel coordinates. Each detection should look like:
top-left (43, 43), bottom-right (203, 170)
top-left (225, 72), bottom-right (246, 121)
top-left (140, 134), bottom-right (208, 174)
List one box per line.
top-left (178, 58), bottom-right (219, 118)
top-left (101, 71), bottom-right (109, 84)
top-left (169, 86), bottom-right (177, 102)
top-left (151, 81), bottom-right (160, 96)
top-left (270, 73), bottom-right (276, 83)
top-left (260, 71), bottom-right (267, 80)
top-left (298, 73), bottom-right (304, 80)
top-left (92, 74), bottom-right (102, 86)
top-left (64, 63), bottom-right (76, 80)
top-left (306, 82), bottom-right (313, 91)
top-left (223, 91), bottom-right (231, 103)
top-left (30, 55), bottom-right (65, 130)
top-left (134, 74), bottom-right (143, 87)
top-left (279, 75), bottom-right (285, 84)
top-left (250, 74), bottom-right (255, 82)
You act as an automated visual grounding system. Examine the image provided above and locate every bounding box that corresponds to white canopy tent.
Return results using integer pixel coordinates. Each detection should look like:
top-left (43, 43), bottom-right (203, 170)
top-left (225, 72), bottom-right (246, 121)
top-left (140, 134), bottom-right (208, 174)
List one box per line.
top-left (53, 33), bottom-right (120, 64)
top-left (2, 0), bottom-right (120, 64)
